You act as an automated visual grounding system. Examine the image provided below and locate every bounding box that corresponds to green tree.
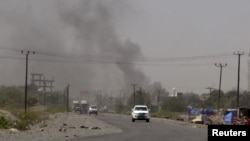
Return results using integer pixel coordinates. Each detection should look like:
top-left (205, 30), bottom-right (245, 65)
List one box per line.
top-left (0, 86), bottom-right (24, 108)
top-left (224, 90), bottom-right (237, 108)
top-left (239, 91), bottom-right (250, 108)
top-left (183, 93), bottom-right (202, 108)
top-left (46, 91), bottom-right (64, 105)
top-left (162, 96), bottom-right (186, 112)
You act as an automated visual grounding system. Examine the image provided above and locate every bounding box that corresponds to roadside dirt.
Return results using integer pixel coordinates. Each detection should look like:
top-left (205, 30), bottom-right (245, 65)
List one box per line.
top-left (0, 109), bottom-right (18, 121)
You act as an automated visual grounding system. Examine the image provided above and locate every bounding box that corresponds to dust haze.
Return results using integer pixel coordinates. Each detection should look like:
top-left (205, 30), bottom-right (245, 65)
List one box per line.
top-left (0, 0), bottom-right (150, 98)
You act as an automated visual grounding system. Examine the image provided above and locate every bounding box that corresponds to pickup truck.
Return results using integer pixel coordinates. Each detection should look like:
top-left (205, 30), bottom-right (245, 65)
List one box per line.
top-left (131, 105), bottom-right (150, 122)
top-left (88, 105), bottom-right (98, 115)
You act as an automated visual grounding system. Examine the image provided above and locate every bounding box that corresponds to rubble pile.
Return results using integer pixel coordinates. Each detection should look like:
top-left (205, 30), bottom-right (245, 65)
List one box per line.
top-left (206, 109), bottom-right (225, 125)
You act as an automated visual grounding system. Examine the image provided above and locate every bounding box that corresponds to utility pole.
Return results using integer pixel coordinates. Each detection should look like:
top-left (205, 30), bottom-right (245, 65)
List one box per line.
top-left (21, 50), bottom-right (35, 113)
top-left (43, 76), bottom-right (46, 106)
top-left (249, 55), bottom-right (250, 92)
top-left (66, 84), bottom-right (70, 112)
top-left (140, 87), bottom-right (145, 104)
top-left (30, 73), bottom-right (43, 87)
top-left (215, 63), bottom-right (227, 110)
top-left (157, 89), bottom-right (161, 111)
top-left (63, 87), bottom-right (66, 105)
top-left (206, 87), bottom-right (214, 107)
top-left (139, 87), bottom-right (142, 104)
top-left (234, 51), bottom-right (244, 108)
top-left (131, 83), bottom-right (137, 105)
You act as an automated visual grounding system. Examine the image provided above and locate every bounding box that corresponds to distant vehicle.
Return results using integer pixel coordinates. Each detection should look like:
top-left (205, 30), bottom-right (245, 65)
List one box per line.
top-left (131, 105), bottom-right (150, 122)
top-left (80, 100), bottom-right (89, 114)
top-left (72, 100), bottom-right (81, 113)
top-left (88, 105), bottom-right (98, 115)
top-left (72, 100), bottom-right (89, 114)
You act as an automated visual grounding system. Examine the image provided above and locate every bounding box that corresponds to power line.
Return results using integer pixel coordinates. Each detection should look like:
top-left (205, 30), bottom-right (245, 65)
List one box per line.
top-left (0, 55), bottom-right (219, 67)
top-left (0, 47), bottom-right (236, 63)
top-left (140, 53), bottom-right (234, 62)
top-left (0, 53), bottom-right (237, 66)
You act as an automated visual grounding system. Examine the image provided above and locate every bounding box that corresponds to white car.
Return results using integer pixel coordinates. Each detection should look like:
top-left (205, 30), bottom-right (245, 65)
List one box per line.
top-left (131, 105), bottom-right (150, 122)
top-left (88, 105), bottom-right (98, 115)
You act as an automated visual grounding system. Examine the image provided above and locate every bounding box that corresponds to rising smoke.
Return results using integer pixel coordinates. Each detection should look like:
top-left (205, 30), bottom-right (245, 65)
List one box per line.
top-left (0, 0), bottom-right (149, 97)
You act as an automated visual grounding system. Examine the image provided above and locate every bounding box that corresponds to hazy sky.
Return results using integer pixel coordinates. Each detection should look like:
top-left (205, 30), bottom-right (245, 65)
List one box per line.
top-left (116, 0), bottom-right (250, 94)
top-left (0, 0), bottom-right (250, 98)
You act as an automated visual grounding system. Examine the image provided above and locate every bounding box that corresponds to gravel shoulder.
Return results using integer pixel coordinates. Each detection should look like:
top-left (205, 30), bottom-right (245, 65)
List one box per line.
top-left (0, 112), bottom-right (123, 141)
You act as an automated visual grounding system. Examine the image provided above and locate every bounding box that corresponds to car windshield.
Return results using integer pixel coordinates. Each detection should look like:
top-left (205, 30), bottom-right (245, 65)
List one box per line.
top-left (91, 106), bottom-right (97, 109)
top-left (135, 107), bottom-right (147, 111)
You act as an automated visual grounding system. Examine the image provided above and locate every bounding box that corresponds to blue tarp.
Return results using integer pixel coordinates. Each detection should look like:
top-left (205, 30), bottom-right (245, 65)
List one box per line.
top-left (223, 110), bottom-right (237, 124)
top-left (224, 112), bottom-right (233, 124)
top-left (203, 108), bottom-right (215, 115)
top-left (188, 108), bottom-right (200, 115)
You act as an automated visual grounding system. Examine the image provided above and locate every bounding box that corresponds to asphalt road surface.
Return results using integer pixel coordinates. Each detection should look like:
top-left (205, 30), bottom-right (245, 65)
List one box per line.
top-left (69, 114), bottom-right (207, 141)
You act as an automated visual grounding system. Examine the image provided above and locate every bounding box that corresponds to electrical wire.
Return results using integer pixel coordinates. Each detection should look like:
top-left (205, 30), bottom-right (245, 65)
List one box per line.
top-left (0, 47), bottom-right (244, 66)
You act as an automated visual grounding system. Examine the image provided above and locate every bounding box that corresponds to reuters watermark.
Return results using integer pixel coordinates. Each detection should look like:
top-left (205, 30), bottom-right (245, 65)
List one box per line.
top-left (208, 125), bottom-right (250, 140)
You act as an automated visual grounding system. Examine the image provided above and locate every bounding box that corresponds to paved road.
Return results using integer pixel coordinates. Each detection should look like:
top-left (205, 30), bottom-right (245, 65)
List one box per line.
top-left (70, 114), bottom-right (207, 141)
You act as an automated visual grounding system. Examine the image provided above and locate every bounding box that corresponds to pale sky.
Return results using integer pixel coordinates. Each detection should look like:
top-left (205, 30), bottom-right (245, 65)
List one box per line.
top-left (116, 0), bottom-right (250, 94)
top-left (0, 0), bottom-right (250, 98)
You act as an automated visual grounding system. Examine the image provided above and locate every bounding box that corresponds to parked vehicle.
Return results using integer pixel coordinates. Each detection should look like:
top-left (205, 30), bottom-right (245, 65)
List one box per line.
top-left (72, 100), bottom-right (81, 113)
top-left (72, 100), bottom-right (89, 114)
top-left (131, 105), bottom-right (150, 122)
top-left (88, 105), bottom-right (98, 115)
top-left (80, 100), bottom-right (89, 114)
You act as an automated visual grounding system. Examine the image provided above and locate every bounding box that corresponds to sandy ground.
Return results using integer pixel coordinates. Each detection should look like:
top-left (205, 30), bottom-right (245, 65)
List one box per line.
top-left (0, 109), bottom-right (19, 121)
top-left (0, 112), bottom-right (122, 141)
